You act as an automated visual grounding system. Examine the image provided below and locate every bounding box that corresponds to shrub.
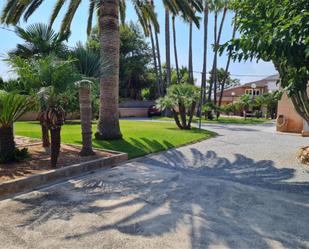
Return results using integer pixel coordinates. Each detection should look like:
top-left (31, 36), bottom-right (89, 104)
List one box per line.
top-left (0, 148), bottom-right (29, 164)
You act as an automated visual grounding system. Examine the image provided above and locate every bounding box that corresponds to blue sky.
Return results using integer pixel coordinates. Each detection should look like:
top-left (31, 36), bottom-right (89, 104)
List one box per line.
top-left (0, 0), bottom-right (277, 84)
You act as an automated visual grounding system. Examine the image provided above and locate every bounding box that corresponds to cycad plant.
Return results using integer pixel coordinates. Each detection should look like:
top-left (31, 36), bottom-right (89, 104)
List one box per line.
top-left (156, 83), bottom-right (200, 129)
top-left (0, 91), bottom-right (34, 163)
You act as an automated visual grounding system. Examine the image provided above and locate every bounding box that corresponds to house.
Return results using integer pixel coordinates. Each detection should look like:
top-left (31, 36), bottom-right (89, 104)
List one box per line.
top-left (218, 74), bottom-right (280, 105)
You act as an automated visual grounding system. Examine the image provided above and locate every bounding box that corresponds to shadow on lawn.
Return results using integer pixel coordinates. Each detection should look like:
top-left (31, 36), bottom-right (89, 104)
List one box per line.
top-left (11, 147), bottom-right (309, 249)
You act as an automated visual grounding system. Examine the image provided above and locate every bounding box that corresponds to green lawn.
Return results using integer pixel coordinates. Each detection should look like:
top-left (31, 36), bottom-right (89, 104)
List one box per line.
top-left (15, 120), bottom-right (215, 159)
top-left (152, 116), bottom-right (268, 125)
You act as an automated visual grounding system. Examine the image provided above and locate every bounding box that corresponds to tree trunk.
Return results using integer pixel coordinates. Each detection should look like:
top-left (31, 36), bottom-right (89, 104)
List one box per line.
top-left (79, 84), bottom-right (94, 156)
top-left (201, 1), bottom-right (209, 105)
top-left (0, 126), bottom-right (15, 158)
top-left (41, 123), bottom-right (50, 148)
top-left (149, 24), bottom-right (160, 97)
top-left (208, 12), bottom-right (218, 103)
top-left (165, 8), bottom-right (171, 87)
top-left (208, 6), bottom-right (227, 104)
top-left (50, 127), bottom-right (61, 168)
top-left (172, 15), bottom-right (180, 84)
top-left (213, 12), bottom-right (218, 105)
top-left (187, 102), bottom-right (196, 129)
top-left (188, 20), bottom-right (194, 85)
top-left (155, 27), bottom-right (164, 96)
top-left (172, 108), bottom-right (183, 129)
top-left (179, 103), bottom-right (187, 128)
top-left (218, 9), bottom-right (236, 107)
top-left (96, 0), bottom-right (122, 140)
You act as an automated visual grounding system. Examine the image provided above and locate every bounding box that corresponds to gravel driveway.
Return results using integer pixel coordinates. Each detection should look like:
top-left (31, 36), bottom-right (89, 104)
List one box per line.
top-left (0, 122), bottom-right (308, 249)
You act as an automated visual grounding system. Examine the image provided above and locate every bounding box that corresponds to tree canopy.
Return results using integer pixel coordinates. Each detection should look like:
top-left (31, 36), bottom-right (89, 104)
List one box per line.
top-left (222, 0), bottom-right (309, 123)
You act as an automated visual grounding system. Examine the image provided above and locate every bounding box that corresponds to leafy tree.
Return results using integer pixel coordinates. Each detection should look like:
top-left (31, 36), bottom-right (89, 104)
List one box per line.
top-left (0, 91), bottom-right (34, 162)
top-left (209, 68), bottom-right (240, 91)
top-left (238, 94), bottom-right (252, 112)
top-left (222, 0), bottom-right (309, 124)
top-left (87, 22), bottom-right (154, 100)
top-left (156, 83), bottom-right (200, 129)
top-left (255, 92), bottom-right (281, 119)
top-left (171, 66), bottom-right (190, 85)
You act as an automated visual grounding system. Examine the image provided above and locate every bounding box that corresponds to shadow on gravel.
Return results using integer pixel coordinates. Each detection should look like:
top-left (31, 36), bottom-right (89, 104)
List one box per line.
top-left (141, 148), bottom-right (309, 194)
top-left (10, 148), bottom-right (309, 249)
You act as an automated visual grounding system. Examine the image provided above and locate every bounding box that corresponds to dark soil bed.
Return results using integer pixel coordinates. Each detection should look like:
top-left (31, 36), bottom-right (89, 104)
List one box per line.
top-left (0, 138), bottom-right (114, 183)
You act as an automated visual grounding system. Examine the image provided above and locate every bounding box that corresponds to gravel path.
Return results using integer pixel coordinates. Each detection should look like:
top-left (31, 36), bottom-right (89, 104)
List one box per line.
top-left (0, 122), bottom-right (308, 249)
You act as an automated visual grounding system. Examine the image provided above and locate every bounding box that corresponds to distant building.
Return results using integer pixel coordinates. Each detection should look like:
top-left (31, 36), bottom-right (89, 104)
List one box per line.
top-left (218, 74), bottom-right (280, 105)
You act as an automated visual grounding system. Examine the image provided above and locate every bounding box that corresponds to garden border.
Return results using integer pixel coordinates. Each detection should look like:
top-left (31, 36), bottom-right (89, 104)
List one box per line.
top-left (0, 146), bottom-right (128, 197)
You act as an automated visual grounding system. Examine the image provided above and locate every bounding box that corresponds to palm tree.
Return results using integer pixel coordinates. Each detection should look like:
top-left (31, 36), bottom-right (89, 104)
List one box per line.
top-left (162, 0), bottom-right (202, 89)
top-left (7, 54), bottom-right (77, 148)
top-left (0, 91), bottom-right (34, 161)
top-left (201, 0), bottom-right (209, 105)
top-left (172, 15), bottom-right (180, 84)
top-left (10, 23), bottom-right (70, 59)
top-left (71, 45), bottom-right (105, 156)
top-left (188, 18), bottom-right (194, 84)
top-left (1, 0), bottom-right (149, 140)
top-left (156, 83), bottom-right (200, 129)
top-left (1, 0), bottom-right (199, 138)
top-left (207, 0), bottom-right (227, 104)
top-left (180, 0), bottom-right (203, 85)
top-left (76, 80), bottom-right (95, 156)
top-left (38, 87), bottom-right (65, 168)
top-left (7, 23), bottom-right (70, 147)
top-left (218, 9), bottom-right (238, 107)
top-left (165, 7), bottom-right (172, 87)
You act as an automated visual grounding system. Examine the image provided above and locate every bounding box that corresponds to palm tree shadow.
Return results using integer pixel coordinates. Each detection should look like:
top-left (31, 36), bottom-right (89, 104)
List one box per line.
top-left (10, 147), bottom-right (309, 249)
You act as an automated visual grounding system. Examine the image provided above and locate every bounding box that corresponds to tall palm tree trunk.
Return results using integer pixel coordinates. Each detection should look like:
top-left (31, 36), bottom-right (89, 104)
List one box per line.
top-left (219, 11), bottom-right (238, 107)
top-left (208, 6), bottom-right (227, 104)
top-left (172, 15), bottom-right (180, 84)
top-left (149, 24), bottom-right (160, 97)
top-left (201, 1), bottom-right (209, 105)
top-left (155, 28), bottom-right (164, 96)
top-left (208, 11), bottom-right (218, 103)
top-left (79, 83), bottom-right (94, 156)
top-left (96, 0), bottom-right (122, 140)
top-left (0, 126), bottom-right (15, 158)
top-left (188, 20), bottom-right (194, 84)
top-left (165, 8), bottom-right (171, 87)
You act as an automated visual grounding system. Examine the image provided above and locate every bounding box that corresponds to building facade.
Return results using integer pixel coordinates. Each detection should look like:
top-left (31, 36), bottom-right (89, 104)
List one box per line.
top-left (219, 74), bottom-right (280, 105)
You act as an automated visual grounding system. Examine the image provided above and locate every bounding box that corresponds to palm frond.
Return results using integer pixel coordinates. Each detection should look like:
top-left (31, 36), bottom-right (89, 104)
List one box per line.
top-left (24, 0), bottom-right (44, 21)
top-left (49, 0), bottom-right (66, 29)
top-left (60, 0), bottom-right (82, 34)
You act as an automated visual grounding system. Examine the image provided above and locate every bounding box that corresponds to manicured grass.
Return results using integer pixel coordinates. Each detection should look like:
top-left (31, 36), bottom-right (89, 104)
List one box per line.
top-left (152, 116), bottom-right (268, 125)
top-left (15, 120), bottom-right (215, 159)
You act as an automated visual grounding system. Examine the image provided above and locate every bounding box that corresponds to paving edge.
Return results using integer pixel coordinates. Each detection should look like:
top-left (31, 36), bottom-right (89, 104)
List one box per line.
top-left (0, 149), bottom-right (128, 197)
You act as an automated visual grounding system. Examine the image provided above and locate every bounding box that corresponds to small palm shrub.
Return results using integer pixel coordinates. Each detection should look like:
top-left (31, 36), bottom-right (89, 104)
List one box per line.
top-left (38, 87), bottom-right (66, 167)
top-left (156, 83), bottom-right (199, 130)
top-left (0, 91), bottom-right (34, 163)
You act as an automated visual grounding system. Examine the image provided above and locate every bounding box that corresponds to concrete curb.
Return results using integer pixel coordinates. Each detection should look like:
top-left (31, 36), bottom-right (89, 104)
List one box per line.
top-left (0, 149), bottom-right (128, 197)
